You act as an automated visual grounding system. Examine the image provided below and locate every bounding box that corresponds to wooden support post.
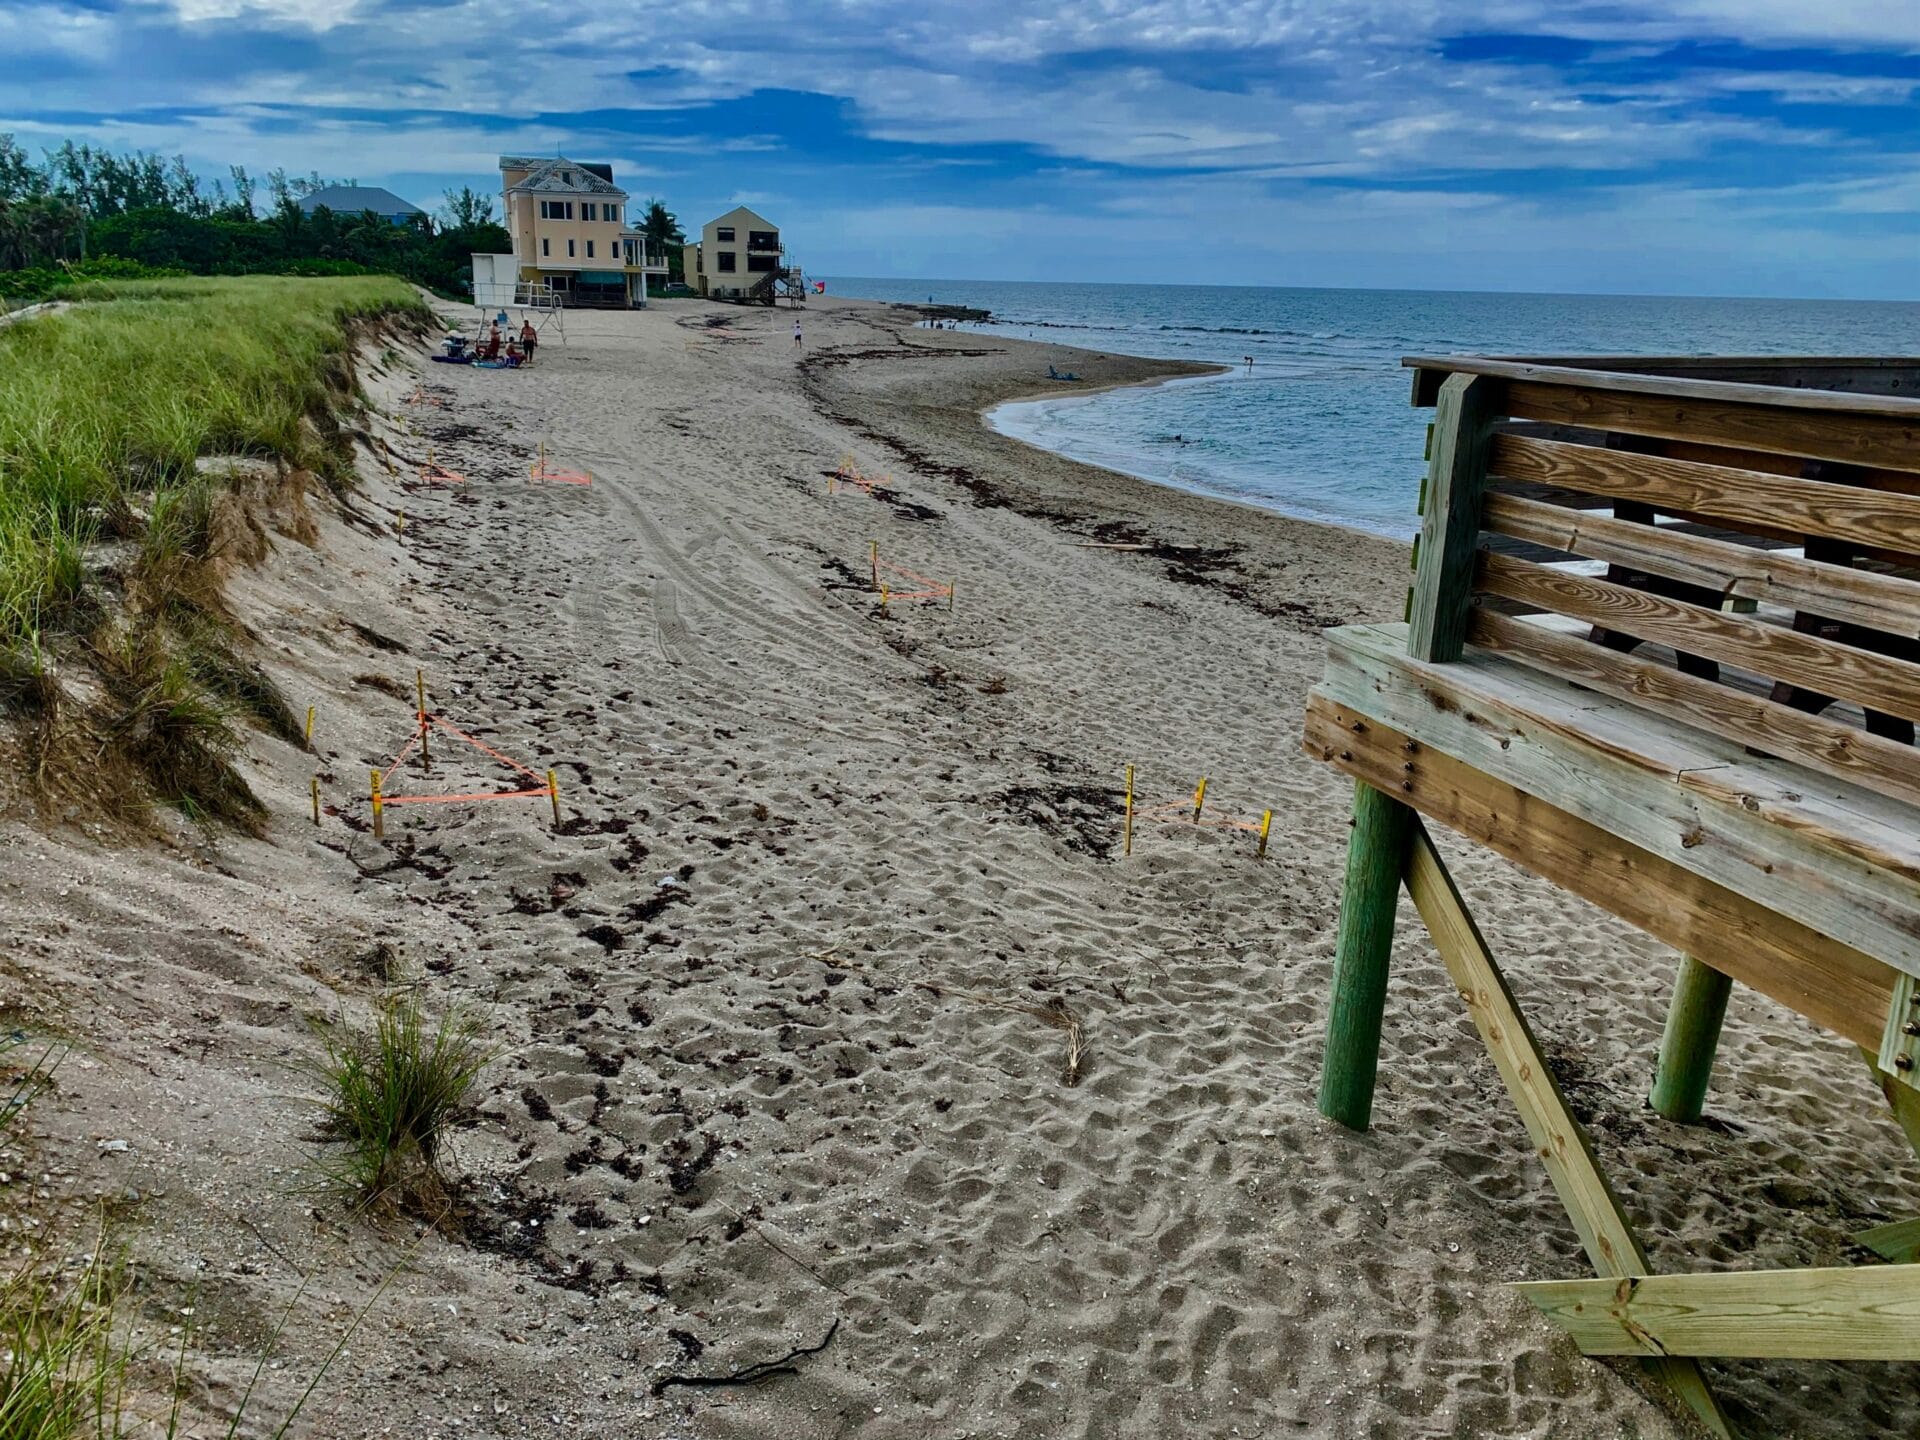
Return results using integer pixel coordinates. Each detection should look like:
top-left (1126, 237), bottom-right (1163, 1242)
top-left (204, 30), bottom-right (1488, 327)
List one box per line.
top-left (548, 768), bottom-right (562, 830)
top-left (880, 583), bottom-right (889, 612)
top-left (1876, 972), bottom-right (1920, 1089)
top-left (1649, 955), bottom-right (1733, 1124)
top-left (1192, 776), bottom-right (1208, 821)
top-left (1256, 809), bottom-right (1272, 859)
top-left (304, 704), bottom-right (316, 751)
top-left (870, 540), bottom-right (879, 590)
top-left (1316, 780), bottom-right (1414, 1131)
top-left (1861, 1043), bottom-right (1920, 1162)
top-left (948, 581), bottom-right (955, 613)
top-left (309, 775), bottom-right (320, 827)
top-left (1404, 824), bottom-right (1732, 1437)
top-left (416, 668), bottom-right (429, 768)
top-left (1123, 764), bottom-right (1134, 858)
top-left (1407, 373), bottom-right (1501, 663)
top-left (369, 769), bottom-right (385, 841)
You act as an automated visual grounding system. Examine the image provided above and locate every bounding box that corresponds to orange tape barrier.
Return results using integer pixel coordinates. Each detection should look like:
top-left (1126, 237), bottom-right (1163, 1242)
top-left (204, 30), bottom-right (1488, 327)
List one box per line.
top-left (868, 541), bottom-right (956, 610)
top-left (417, 460), bottom-right (466, 484)
top-left (1121, 766), bottom-right (1272, 859)
top-left (830, 457), bottom-right (892, 497)
top-left (364, 674), bottom-right (561, 837)
top-left (529, 444), bottom-right (592, 486)
top-left (403, 385), bottom-right (449, 409)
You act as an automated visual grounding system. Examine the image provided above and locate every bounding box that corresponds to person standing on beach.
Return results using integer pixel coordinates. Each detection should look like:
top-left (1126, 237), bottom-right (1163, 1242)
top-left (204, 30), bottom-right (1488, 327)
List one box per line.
top-left (520, 319), bottom-right (538, 366)
top-left (793, 318), bottom-right (803, 348)
top-left (1244, 354), bottom-right (1254, 371)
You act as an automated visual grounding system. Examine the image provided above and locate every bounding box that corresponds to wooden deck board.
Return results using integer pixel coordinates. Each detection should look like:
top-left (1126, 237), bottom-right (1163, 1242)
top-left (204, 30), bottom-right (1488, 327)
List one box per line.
top-left (1301, 693), bottom-right (1898, 1047)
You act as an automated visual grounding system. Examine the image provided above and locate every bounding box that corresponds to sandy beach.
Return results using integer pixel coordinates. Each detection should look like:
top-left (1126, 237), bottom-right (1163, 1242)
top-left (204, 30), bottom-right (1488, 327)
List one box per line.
top-left (5, 293), bottom-right (1919, 1438)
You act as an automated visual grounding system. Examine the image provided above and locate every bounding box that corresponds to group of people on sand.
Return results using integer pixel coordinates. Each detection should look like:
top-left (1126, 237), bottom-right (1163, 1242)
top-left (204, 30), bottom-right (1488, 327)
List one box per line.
top-left (478, 318), bottom-right (539, 367)
top-left (437, 316), bottom-right (540, 369)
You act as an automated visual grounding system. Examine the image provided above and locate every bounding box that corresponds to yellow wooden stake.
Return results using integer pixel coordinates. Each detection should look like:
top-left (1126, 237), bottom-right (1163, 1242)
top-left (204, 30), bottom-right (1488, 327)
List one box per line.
top-left (870, 539), bottom-right (879, 590)
top-left (880, 583), bottom-right (890, 611)
top-left (1193, 776), bottom-right (1208, 821)
top-left (395, 509), bottom-right (406, 539)
top-left (947, 581), bottom-right (956, 613)
top-left (416, 669), bottom-right (429, 767)
top-left (304, 704), bottom-right (315, 750)
top-left (369, 769), bottom-right (385, 840)
top-left (310, 774), bottom-right (321, 827)
top-left (1257, 809), bottom-right (1272, 859)
top-left (547, 768), bottom-right (562, 829)
top-left (1124, 763), bottom-right (1135, 857)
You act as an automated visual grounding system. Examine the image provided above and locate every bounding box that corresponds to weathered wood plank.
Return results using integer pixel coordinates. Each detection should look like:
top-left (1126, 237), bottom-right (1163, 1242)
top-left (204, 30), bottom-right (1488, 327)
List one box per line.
top-left (1403, 827), bottom-right (1733, 1436)
top-left (1301, 693), bottom-right (1898, 1048)
top-left (1409, 374), bottom-right (1502, 661)
top-left (1482, 491), bottom-right (1920, 636)
top-left (1320, 624), bottom-right (1920, 976)
top-left (1515, 1266), bottom-right (1920, 1360)
top-left (1479, 551), bottom-right (1920, 728)
top-left (1469, 610), bottom-right (1920, 814)
top-left (1406, 359), bottom-right (1920, 472)
top-left (1491, 434), bottom-right (1920, 554)
top-left (1407, 355), bottom-right (1920, 412)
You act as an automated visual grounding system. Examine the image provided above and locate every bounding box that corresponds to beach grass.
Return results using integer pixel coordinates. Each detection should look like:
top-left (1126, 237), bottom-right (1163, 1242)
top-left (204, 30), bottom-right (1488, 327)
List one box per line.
top-left (0, 275), bottom-right (430, 823)
top-left (312, 993), bottom-right (491, 1218)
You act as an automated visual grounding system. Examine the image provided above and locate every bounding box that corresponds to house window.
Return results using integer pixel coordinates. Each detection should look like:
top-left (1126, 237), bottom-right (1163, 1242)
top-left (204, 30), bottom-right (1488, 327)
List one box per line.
top-left (748, 230), bottom-right (778, 250)
top-left (603, 203), bottom-right (620, 222)
top-left (541, 237), bottom-right (550, 257)
top-left (747, 253), bottom-right (776, 272)
top-left (716, 226), bottom-right (735, 242)
top-left (568, 239), bottom-right (576, 258)
top-left (717, 251), bottom-right (736, 272)
top-left (585, 240), bottom-right (594, 258)
top-left (539, 200), bottom-right (574, 220)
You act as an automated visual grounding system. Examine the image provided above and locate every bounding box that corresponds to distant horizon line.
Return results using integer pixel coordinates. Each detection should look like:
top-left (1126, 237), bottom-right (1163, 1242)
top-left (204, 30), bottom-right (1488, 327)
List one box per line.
top-left (817, 275), bottom-right (1920, 307)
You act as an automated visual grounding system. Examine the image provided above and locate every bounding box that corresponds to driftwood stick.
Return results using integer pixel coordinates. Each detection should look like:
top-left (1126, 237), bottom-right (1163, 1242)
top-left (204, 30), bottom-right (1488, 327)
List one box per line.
top-left (651, 1318), bottom-right (840, 1396)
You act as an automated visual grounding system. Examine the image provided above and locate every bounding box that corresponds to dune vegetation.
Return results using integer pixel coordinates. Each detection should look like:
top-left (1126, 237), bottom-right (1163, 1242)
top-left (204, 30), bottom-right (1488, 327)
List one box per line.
top-left (0, 274), bottom-right (430, 827)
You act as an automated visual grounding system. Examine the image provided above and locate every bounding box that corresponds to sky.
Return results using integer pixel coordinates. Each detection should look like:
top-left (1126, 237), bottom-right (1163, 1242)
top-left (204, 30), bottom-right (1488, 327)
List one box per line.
top-left (4, 2), bottom-right (1919, 298)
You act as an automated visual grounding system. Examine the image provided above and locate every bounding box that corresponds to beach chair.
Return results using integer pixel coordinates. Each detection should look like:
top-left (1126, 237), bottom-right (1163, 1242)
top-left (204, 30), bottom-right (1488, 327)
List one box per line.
top-left (1304, 355), bottom-right (1920, 1436)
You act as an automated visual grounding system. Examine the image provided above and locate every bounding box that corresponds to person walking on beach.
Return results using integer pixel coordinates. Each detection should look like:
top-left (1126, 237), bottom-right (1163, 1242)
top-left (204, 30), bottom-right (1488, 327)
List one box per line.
top-left (793, 318), bottom-right (803, 348)
top-left (520, 319), bottom-right (538, 366)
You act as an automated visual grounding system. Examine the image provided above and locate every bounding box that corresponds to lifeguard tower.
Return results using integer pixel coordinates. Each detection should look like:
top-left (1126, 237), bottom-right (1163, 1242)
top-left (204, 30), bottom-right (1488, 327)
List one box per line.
top-left (1306, 356), bottom-right (1920, 1435)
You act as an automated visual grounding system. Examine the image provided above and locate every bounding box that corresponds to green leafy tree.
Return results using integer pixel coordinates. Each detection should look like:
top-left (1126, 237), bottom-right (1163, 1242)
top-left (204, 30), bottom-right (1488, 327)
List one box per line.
top-left (437, 185), bottom-right (494, 230)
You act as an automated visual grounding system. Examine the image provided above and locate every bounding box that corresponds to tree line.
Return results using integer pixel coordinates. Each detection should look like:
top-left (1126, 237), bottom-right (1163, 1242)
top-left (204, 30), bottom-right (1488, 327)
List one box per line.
top-left (0, 137), bottom-right (689, 301)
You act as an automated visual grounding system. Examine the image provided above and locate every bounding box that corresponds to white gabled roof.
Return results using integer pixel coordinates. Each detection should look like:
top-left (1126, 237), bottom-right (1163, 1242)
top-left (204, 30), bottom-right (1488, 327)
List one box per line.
top-left (500, 156), bottom-right (627, 200)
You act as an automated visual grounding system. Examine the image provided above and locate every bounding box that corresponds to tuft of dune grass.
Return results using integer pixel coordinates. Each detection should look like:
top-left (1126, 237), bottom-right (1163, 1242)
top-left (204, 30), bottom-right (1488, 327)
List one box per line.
top-left (311, 992), bottom-right (491, 1220)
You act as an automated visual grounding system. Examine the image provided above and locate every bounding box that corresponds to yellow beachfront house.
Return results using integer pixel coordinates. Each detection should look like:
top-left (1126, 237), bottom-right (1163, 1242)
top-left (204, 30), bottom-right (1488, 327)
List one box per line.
top-left (681, 206), bottom-right (785, 300)
top-left (485, 156), bottom-right (668, 308)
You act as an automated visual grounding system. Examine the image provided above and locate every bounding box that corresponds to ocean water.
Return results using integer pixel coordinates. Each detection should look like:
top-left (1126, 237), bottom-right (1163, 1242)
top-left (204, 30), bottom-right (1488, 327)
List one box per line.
top-left (824, 278), bottom-right (1920, 538)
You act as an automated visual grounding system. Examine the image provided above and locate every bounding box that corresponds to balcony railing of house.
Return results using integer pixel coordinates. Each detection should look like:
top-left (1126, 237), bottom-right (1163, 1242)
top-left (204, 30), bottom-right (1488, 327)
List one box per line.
top-left (747, 233), bottom-right (782, 252)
